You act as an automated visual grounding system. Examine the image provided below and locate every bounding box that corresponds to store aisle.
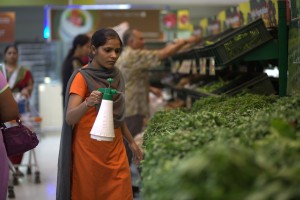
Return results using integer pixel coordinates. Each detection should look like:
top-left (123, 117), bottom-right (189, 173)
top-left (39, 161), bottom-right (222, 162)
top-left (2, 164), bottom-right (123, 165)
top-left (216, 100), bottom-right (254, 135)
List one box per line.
top-left (8, 132), bottom-right (142, 200)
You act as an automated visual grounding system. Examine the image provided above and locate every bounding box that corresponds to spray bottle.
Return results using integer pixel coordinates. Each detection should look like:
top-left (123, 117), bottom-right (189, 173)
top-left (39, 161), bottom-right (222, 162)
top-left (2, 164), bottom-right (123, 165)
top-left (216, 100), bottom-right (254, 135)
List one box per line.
top-left (90, 78), bottom-right (118, 141)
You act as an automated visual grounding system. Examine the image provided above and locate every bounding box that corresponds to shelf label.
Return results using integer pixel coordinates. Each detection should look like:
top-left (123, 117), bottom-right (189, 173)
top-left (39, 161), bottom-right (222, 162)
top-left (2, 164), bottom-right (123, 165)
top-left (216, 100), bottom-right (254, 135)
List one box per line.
top-left (199, 58), bottom-right (207, 75)
top-left (209, 57), bottom-right (216, 76)
top-left (186, 95), bottom-right (192, 109)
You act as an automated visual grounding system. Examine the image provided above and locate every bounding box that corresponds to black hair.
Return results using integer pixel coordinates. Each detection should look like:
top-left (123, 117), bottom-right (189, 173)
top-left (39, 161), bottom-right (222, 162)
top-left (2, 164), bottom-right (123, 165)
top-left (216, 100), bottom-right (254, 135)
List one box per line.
top-left (3, 44), bottom-right (18, 63)
top-left (65, 34), bottom-right (90, 60)
top-left (61, 34), bottom-right (90, 80)
top-left (4, 44), bottom-right (18, 54)
top-left (91, 28), bottom-right (123, 48)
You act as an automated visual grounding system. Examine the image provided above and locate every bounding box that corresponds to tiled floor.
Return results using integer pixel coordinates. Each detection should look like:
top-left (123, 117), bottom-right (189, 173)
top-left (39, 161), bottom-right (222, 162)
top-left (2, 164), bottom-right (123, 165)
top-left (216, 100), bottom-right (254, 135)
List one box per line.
top-left (7, 132), bottom-right (142, 200)
top-left (7, 133), bottom-right (59, 200)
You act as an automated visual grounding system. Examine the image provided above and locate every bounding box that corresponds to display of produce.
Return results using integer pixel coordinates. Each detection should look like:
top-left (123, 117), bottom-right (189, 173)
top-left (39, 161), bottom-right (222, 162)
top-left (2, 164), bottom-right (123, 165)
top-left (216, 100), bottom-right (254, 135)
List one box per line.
top-left (195, 77), bottom-right (229, 93)
top-left (142, 4), bottom-right (289, 199)
top-left (158, 16), bottom-right (279, 105)
top-left (141, 93), bottom-right (300, 200)
top-left (136, 2), bottom-right (291, 200)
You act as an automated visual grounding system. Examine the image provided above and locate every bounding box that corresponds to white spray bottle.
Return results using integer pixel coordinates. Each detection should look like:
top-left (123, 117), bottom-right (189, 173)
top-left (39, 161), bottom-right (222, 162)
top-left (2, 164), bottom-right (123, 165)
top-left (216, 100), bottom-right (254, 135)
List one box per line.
top-left (90, 78), bottom-right (118, 141)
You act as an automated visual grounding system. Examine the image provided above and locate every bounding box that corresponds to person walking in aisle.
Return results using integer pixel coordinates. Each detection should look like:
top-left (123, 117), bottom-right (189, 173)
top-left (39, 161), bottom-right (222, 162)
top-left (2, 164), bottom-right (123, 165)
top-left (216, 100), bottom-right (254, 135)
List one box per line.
top-left (0, 71), bottom-right (19, 200)
top-left (56, 28), bottom-right (143, 200)
top-left (115, 28), bottom-right (197, 169)
top-left (61, 34), bottom-right (91, 108)
top-left (1, 44), bottom-right (34, 177)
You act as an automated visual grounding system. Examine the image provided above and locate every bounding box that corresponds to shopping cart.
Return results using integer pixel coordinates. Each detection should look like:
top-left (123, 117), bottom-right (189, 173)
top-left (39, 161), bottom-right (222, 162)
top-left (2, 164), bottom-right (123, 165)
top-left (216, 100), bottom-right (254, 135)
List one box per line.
top-left (7, 160), bottom-right (16, 199)
top-left (7, 97), bottom-right (42, 199)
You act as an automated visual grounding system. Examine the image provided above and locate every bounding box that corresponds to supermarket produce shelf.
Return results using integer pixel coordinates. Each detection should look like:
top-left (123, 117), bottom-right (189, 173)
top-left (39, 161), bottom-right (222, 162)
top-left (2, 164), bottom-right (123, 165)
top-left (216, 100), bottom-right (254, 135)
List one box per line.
top-left (171, 18), bottom-right (274, 67)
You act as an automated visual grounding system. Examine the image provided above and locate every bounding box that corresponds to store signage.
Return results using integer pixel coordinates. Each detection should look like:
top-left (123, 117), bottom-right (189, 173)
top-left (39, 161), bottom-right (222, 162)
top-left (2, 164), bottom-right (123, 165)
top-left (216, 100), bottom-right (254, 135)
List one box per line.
top-left (0, 12), bottom-right (15, 42)
top-left (161, 10), bottom-right (177, 30)
top-left (199, 0), bottom-right (279, 37)
top-left (207, 16), bottom-right (221, 36)
top-left (177, 10), bottom-right (192, 30)
top-left (248, 0), bottom-right (278, 27)
top-left (223, 6), bottom-right (245, 30)
top-left (50, 8), bottom-right (160, 42)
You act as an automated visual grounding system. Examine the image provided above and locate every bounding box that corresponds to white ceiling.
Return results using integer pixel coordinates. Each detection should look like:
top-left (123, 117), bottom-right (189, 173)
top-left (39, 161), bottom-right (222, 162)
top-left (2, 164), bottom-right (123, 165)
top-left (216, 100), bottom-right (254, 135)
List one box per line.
top-left (95, 0), bottom-right (248, 22)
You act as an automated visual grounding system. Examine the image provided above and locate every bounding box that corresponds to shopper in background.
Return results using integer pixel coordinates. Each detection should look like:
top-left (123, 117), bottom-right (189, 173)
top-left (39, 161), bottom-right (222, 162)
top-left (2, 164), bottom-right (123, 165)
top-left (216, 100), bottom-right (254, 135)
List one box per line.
top-left (116, 28), bottom-right (197, 168)
top-left (61, 34), bottom-right (91, 108)
top-left (0, 71), bottom-right (19, 200)
top-left (2, 44), bottom-right (34, 98)
top-left (56, 28), bottom-right (143, 200)
top-left (1, 44), bottom-right (34, 177)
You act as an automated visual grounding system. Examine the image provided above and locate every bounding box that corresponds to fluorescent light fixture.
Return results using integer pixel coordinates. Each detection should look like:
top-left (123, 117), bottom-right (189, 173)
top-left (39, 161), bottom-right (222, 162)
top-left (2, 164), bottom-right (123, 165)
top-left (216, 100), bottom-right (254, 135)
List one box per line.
top-left (44, 77), bottom-right (52, 84)
top-left (80, 4), bottom-right (131, 10)
top-left (44, 6), bottom-right (51, 39)
top-left (43, 26), bottom-right (50, 39)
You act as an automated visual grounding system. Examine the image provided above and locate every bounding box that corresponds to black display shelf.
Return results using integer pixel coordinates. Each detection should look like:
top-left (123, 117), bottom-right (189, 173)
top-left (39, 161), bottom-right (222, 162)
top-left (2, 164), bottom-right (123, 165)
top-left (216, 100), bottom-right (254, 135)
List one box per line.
top-left (171, 18), bottom-right (274, 67)
top-left (182, 72), bottom-right (275, 98)
top-left (210, 18), bottom-right (273, 65)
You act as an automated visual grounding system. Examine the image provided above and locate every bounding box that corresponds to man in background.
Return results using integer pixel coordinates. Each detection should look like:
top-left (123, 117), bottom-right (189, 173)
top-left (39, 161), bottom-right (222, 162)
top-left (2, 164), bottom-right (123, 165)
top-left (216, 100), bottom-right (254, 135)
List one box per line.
top-left (116, 28), bottom-right (199, 195)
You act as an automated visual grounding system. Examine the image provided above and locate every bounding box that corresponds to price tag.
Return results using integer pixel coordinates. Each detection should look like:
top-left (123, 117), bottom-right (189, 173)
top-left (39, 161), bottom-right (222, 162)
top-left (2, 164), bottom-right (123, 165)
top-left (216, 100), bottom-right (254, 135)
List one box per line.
top-left (199, 58), bottom-right (206, 75)
top-left (173, 91), bottom-right (178, 100)
top-left (209, 57), bottom-right (216, 76)
top-left (179, 60), bottom-right (192, 74)
top-left (191, 59), bottom-right (197, 74)
top-left (186, 95), bottom-right (192, 109)
top-left (172, 61), bottom-right (181, 73)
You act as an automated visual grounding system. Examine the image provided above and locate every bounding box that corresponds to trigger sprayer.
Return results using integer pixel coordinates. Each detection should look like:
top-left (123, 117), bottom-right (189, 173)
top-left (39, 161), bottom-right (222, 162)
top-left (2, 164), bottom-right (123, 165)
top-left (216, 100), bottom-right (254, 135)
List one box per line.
top-left (90, 78), bottom-right (118, 141)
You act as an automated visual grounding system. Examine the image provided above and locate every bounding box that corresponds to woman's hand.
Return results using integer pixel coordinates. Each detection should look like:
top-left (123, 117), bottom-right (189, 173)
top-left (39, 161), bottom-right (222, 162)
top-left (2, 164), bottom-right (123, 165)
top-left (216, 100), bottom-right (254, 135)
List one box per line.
top-left (85, 90), bottom-right (103, 107)
top-left (66, 90), bottom-right (102, 125)
top-left (130, 142), bottom-right (144, 165)
top-left (21, 88), bottom-right (31, 98)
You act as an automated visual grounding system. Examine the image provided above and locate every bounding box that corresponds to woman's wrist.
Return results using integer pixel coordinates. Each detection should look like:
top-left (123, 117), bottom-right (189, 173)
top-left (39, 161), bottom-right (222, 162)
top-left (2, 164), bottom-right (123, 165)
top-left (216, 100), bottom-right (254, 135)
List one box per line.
top-left (85, 98), bottom-right (93, 108)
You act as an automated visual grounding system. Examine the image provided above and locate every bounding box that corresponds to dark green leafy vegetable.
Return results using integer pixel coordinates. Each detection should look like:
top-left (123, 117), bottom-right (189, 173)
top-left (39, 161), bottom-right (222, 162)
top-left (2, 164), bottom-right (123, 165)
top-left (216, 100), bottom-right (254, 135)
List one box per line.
top-left (141, 93), bottom-right (300, 200)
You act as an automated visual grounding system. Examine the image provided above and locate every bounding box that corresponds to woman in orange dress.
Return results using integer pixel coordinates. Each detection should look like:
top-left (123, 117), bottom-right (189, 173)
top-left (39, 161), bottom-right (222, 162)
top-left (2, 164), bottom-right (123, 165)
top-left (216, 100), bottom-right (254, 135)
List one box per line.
top-left (56, 28), bottom-right (143, 200)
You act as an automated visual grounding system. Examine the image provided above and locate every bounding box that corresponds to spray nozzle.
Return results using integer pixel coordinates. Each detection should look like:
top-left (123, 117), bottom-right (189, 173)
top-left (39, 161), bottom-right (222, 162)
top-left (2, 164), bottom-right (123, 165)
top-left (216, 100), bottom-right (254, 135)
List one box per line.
top-left (98, 78), bottom-right (119, 100)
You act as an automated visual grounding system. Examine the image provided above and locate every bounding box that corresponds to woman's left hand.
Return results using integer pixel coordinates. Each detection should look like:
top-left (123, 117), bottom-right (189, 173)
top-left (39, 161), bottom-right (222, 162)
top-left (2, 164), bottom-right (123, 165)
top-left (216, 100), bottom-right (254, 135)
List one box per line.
top-left (130, 142), bottom-right (143, 165)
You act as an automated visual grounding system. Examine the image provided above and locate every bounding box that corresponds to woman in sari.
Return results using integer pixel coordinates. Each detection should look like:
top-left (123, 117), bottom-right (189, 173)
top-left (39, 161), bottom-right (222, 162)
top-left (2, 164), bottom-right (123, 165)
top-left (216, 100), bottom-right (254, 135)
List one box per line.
top-left (2, 44), bottom-right (34, 176)
top-left (2, 44), bottom-right (34, 98)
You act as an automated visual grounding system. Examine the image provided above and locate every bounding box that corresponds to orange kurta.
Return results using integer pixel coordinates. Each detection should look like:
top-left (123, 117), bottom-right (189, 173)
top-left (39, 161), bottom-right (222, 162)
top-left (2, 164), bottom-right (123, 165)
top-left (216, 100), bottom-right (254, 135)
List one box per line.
top-left (70, 73), bottom-right (132, 200)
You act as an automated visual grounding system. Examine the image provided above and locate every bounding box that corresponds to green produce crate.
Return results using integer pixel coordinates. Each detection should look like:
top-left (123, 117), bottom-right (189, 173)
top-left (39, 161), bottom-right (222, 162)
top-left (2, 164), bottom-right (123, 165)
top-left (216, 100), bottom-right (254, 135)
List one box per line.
top-left (193, 28), bottom-right (237, 61)
top-left (211, 18), bottom-right (273, 65)
top-left (171, 49), bottom-right (197, 61)
top-left (212, 73), bottom-right (257, 94)
top-left (224, 73), bottom-right (276, 96)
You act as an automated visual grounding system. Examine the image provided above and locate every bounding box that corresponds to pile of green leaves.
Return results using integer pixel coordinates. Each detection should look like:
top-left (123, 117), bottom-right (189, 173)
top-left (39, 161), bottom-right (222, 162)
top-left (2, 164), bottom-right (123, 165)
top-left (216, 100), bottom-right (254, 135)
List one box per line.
top-left (196, 78), bottom-right (228, 93)
top-left (141, 93), bottom-right (300, 200)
